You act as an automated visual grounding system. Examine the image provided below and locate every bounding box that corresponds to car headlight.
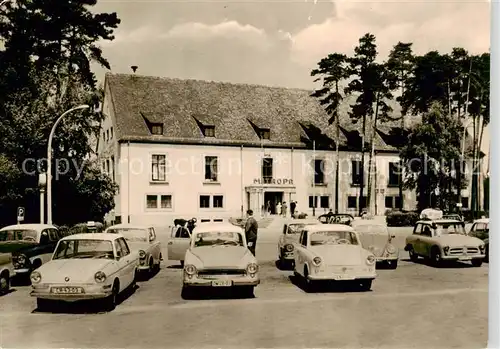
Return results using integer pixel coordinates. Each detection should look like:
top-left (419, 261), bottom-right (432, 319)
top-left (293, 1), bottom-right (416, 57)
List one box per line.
top-left (94, 271), bottom-right (106, 283)
top-left (30, 271), bottom-right (41, 284)
top-left (479, 245), bottom-right (485, 252)
top-left (184, 264), bottom-right (197, 275)
top-left (247, 263), bottom-right (258, 274)
top-left (138, 250), bottom-right (146, 259)
top-left (312, 257), bottom-right (322, 266)
top-left (443, 246), bottom-right (450, 255)
top-left (285, 244), bottom-right (294, 252)
top-left (386, 244), bottom-right (396, 254)
top-left (366, 255), bottom-right (375, 265)
top-left (17, 254), bottom-right (26, 265)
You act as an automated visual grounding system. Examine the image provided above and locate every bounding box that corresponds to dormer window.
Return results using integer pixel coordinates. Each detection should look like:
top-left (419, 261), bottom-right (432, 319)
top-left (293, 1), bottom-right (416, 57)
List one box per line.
top-left (259, 128), bottom-right (270, 140)
top-left (151, 123), bottom-right (163, 135)
top-left (203, 125), bottom-right (215, 137)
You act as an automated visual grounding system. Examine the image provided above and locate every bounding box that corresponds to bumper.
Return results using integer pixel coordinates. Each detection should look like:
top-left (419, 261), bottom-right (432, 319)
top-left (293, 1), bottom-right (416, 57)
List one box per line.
top-left (137, 265), bottom-right (150, 271)
top-left (184, 276), bottom-right (260, 287)
top-left (375, 256), bottom-right (398, 262)
top-left (442, 254), bottom-right (485, 261)
top-left (308, 266), bottom-right (377, 281)
top-left (30, 284), bottom-right (112, 302)
top-left (282, 252), bottom-right (295, 260)
top-left (14, 268), bottom-right (31, 275)
top-left (308, 273), bottom-right (376, 281)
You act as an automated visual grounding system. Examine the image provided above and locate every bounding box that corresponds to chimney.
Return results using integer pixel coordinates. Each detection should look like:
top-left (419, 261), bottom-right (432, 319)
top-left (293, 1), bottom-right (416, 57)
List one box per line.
top-left (131, 65), bottom-right (138, 73)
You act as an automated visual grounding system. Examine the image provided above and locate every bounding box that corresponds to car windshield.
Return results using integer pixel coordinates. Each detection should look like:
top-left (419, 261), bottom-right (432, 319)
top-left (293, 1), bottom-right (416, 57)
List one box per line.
top-left (434, 223), bottom-right (466, 236)
top-left (53, 239), bottom-right (114, 259)
top-left (107, 228), bottom-right (147, 242)
top-left (0, 229), bottom-right (38, 242)
top-left (310, 231), bottom-right (359, 246)
top-left (193, 231), bottom-right (244, 247)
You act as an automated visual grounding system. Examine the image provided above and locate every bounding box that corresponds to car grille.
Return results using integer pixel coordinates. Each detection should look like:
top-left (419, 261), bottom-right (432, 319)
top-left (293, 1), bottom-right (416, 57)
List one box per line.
top-left (449, 247), bottom-right (479, 255)
top-left (198, 269), bottom-right (246, 276)
top-left (12, 256), bottom-right (30, 268)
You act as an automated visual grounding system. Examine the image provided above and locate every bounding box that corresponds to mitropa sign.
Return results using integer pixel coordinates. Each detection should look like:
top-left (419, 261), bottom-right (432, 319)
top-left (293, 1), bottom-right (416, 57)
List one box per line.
top-left (253, 178), bottom-right (294, 185)
top-left (17, 207), bottom-right (25, 222)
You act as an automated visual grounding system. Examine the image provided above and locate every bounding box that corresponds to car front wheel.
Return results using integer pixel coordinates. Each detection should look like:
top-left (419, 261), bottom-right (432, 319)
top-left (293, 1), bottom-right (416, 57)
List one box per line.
top-left (387, 260), bottom-right (398, 269)
top-left (471, 259), bottom-right (483, 267)
top-left (239, 286), bottom-right (255, 298)
top-left (408, 246), bottom-right (418, 262)
top-left (103, 282), bottom-right (119, 312)
top-left (360, 280), bottom-right (372, 291)
top-left (36, 298), bottom-right (52, 311)
top-left (431, 247), bottom-right (442, 267)
top-left (0, 272), bottom-right (9, 294)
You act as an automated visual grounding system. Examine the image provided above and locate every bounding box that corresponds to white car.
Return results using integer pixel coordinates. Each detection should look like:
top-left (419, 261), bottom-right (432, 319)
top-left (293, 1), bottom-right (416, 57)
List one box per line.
top-left (0, 253), bottom-right (14, 295)
top-left (105, 224), bottom-right (162, 276)
top-left (278, 219), bottom-right (322, 269)
top-left (30, 233), bottom-right (138, 311)
top-left (352, 220), bottom-right (399, 269)
top-left (182, 223), bottom-right (260, 298)
top-left (293, 224), bottom-right (377, 292)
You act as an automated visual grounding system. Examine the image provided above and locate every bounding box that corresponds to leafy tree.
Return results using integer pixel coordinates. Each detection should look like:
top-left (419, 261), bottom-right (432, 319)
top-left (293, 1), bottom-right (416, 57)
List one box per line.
top-left (311, 53), bottom-right (349, 213)
top-left (400, 102), bottom-right (464, 210)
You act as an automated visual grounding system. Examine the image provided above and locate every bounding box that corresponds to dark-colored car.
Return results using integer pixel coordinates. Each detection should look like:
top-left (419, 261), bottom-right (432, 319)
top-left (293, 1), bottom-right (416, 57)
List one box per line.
top-left (318, 213), bottom-right (354, 226)
top-left (0, 224), bottom-right (61, 279)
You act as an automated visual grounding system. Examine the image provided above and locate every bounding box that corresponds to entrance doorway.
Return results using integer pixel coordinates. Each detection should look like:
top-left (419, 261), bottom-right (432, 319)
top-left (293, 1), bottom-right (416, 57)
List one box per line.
top-left (264, 191), bottom-right (284, 214)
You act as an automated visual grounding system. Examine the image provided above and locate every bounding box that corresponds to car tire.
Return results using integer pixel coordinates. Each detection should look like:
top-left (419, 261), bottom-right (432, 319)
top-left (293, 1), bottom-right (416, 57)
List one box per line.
top-left (240, 286), bottom-right (255, 298)
top-left (149, 258), bottom-right (154, 276)
top-left (485, 247), bottom-right (489, 263)
top-left (36, 298), bottom-right (51, 311)
top-left (303, 267), bottom-right (315, 293)
top-left (431, 247), bottom-right (442, 267)
top-left (181, 285), bottom-right (194, 300)
top-left (0, 272), bottom-right (9, 294)
top-left (387, 260), bottom-right (398, 270)
top-left (103, 281), bottom-right (119, 312)
top-left (408, 246), bottom-right (418, 262)
top-left (180, 260), bottom-right (184, 268)
top-left (360, 280), bottom-right (372, 291)
top-left (471, 259), bottom-right (483, 267)
top-left (155, 254), bottom-right (162, 271)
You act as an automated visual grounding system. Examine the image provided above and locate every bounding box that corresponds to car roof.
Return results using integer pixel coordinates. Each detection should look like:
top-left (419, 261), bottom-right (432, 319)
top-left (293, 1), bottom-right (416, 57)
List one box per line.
top-left (303, 224), bottom-right (355, 232)
top-left (473, 218), bottom-right (489, 224)
top-left (0, 224), bottom-right (57, 232)
top-left (193, 222), bottom-right (243, 233)
top-left (106, 224), bottom-right (150, 230)
top-left (287, 219), bottom-right (321, 225)
top-left (417, 219), bottom-right (464, 224)
top-left (61, 233), bottom-right (122, 241)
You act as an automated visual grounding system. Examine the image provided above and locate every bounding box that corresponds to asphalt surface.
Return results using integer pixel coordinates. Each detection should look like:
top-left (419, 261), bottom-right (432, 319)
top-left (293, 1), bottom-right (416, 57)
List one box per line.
top-left (0, 226), bottom-right (488, 349)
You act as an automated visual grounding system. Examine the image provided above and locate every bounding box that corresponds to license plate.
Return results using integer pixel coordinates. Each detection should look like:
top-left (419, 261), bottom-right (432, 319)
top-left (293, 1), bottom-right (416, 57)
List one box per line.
top-left (211, 280), bottom-right (232, 287)
top-left (334, 275), bottom-right (356, 280)
top-left (459, 257), bottom-right (472, 261)
top-left (51, 287), bottom-right (84, 294)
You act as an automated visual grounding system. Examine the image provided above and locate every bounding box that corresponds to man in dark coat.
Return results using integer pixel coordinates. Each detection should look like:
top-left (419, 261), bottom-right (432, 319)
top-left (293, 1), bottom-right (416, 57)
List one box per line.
top-left (290, 201), bottom-right (296, 217)
top-left (244, 209), bottom-right (258, 256)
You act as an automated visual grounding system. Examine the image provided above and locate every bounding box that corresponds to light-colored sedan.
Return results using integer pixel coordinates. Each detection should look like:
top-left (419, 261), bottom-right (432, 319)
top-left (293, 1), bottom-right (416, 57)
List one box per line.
top-left (182, 222), bottom-right (260, 298)
top-left (0, 252), bottom-right (14, 295)
top-left (469, 218), bottom-right (489, 262)
top-left (105, 224), bottom-right (162, 276)
top-left (30, 233), bottom-right (138, 311)
top-left (352, 220), bottom-right (399, 269)
top-left (278, 219), bottom-right (321, 269)
top-left (293, 224), bottom-right (377, 292)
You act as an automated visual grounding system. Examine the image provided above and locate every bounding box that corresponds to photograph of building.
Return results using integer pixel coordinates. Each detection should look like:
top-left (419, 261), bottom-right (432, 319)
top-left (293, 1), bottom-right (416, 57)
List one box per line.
top-left (98, 73), bottom-right (480, 226)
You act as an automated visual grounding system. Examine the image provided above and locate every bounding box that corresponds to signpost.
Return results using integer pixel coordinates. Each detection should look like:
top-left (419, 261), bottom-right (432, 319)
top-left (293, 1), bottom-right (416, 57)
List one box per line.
top-left (17, 207), bottom-right (25, 224)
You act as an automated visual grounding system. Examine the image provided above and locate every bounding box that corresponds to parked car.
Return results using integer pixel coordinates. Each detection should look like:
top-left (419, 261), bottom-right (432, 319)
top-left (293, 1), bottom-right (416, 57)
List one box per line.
top-left (277, 219), bottom-right (321, 269)
top-left (181, 222), bottom-right (260, 299)
top-left (293, 224), bottom-right (377, 292)
top-left (30, 233), bottom-right (138, 311)
top-left (404, 215), bottom-right (486, 267)
top-left (469, 218), bottom-right (489, 262)
top-left (0, 224), bottom-right (61, 279)
top-left (0, 251), bottom-right (14, 294)
top-left (318, 213), bottom-right (354, 226)
top-left (352, 220), bottom-right (399, 269)
top-left (168, 224), bottom-right (192, 266)
top-left (105, 224), bottom-right (162, 275)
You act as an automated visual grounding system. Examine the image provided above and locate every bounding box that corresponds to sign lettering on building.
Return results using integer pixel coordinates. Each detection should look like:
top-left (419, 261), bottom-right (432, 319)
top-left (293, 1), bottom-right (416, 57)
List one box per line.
top-left (253, 178), bottom-right (294, 185)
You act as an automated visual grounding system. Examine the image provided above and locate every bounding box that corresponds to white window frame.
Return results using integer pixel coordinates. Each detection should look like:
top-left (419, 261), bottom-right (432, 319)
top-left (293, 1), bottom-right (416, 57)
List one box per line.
top-left (150, 152), bottom-right (168, 183)
top-left (145, 193), bottom-right (174, 212)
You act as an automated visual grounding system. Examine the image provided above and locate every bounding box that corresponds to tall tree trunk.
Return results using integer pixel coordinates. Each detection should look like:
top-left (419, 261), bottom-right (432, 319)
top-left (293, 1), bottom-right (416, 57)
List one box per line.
top-left (368, 93), bottom-right (380, 215)
top-left (477, 115), bottom-right (485, 211)
top-left (398, 71), bottom-right (405, 211)
top-left (335, 82), bottom-right (340, 213)
top-left (359, 115), bottom-right (366, 216)
top-left (471, 114), bottom-right (477, 216)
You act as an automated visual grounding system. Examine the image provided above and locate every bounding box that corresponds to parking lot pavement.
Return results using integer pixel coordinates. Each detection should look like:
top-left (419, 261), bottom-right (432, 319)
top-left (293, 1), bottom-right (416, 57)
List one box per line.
top-left (0, 228), bottom-right (488, 349)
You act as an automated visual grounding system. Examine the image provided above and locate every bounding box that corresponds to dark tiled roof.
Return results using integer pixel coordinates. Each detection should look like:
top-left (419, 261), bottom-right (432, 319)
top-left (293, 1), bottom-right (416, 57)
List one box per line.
top-left (104, 73), bottom-right (460, 153)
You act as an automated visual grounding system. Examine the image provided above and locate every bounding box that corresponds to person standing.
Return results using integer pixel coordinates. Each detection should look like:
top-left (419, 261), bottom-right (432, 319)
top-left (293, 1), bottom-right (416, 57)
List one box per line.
top-left (244, 209), bottom-right (258, 256)
top-left (276, 202), bottom-right (282, 216)
top-left (294, 201), bottom-right (299, 218)
top-left (290, 201), bottom-right (296, 217)
top-left (282, 201), bottom-right (288, 217)
top-left (266, 201), bottom-right (271, 216)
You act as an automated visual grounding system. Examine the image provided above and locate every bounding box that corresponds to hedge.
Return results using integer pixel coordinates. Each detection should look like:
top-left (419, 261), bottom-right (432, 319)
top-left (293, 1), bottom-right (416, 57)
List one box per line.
top-left (386, 211), bottom-right (420, 227)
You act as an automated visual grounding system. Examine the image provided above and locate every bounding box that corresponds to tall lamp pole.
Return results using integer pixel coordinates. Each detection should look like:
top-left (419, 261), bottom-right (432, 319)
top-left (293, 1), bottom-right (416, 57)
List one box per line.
top-left (47, 104), bottom-right (89, 225)
top-left (458, 119), bottom-right (474, 213)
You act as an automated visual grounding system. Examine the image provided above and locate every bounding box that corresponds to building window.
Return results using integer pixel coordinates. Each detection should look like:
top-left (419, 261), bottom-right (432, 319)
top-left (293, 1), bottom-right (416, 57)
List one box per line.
top-left (259, 128), bottom-right (270, 140)
top-left (199, 195), bottom-right (210, 208)
top-left (204, 156), bottom-right (218, 182)
top-left (262, 157), bottom-right (273, 184)
top-left (388, 162), bottom-right (400, 187)
top-left (213, 195), bottom-right (224, 208)
top-left (308, 196), bottom-right (318, 208)
top-left (461, 197), bottom-right (469, 209)
top-left (320, 196), bottom-right (329, 209)
top-left (151, 123), bottom-right (163, 135)
top-left (160, 195), bottom-right (172, 209)
top-left (314, 159), bottom-right (325, 184)
top-left (146, 195), bottom-right (157, 209)
top-left (151, 154), bottom-right (166, 182)
top-left (351, 160), bottom-right (362, 186)
top-left (347, 196), bottom-right (357, 209)
top-left (203, 126), bottom-right (215, 137)
top-left (110, 156), bottom-right (115, 182)
top-left (385, 196), bottom-right (393, 209)
top-left (102, 132), bottom-right (105, 142)
top-left (106, 159), bottom-right (110, 174)
top-left (106, 130), bottom-right (109, 141)
top-left (110, 127), bottom-right (113, 139)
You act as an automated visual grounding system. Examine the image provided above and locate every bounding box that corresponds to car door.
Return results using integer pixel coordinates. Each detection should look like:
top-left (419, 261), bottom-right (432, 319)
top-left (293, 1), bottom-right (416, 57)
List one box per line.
top-left (115, 238), bottom-right (135, 290)
top-left (294, 231), bottom-right (308, 275)
top-left (419, 224), bottom-right (434, 257)
top-left (409, 224), bottom-right (423, 254)
top-left (36, 228), bottom-right (59, 264)
top-left (167, 226), bottom-right (191, 261)
top-left (148, 227), bottom-right (160, 262)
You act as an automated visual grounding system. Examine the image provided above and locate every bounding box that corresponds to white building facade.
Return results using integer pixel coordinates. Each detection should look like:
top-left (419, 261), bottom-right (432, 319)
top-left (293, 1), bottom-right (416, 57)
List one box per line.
top-left (98, 73), bottom-right (478, 226)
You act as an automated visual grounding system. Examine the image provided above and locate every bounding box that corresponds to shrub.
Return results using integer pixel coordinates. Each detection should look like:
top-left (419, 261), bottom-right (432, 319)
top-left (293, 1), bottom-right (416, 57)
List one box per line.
top-left (386, 211), bottom-right (419, 227)
top-left (461, 210), bottom-right (489, 223)
top-left (297, 213), bottom-right (308, 219)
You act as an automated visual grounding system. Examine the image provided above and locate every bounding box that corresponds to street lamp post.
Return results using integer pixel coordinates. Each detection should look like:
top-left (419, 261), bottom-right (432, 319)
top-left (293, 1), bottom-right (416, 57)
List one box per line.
top-left (458, 119), bottom-right (474, 213)
top-left (46, 104), bottom-right (90, 225)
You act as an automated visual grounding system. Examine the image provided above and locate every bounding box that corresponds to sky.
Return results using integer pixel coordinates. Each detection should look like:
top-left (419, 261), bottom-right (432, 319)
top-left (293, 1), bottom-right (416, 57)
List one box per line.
top-left (92, 0), bottom-right (491, 160)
